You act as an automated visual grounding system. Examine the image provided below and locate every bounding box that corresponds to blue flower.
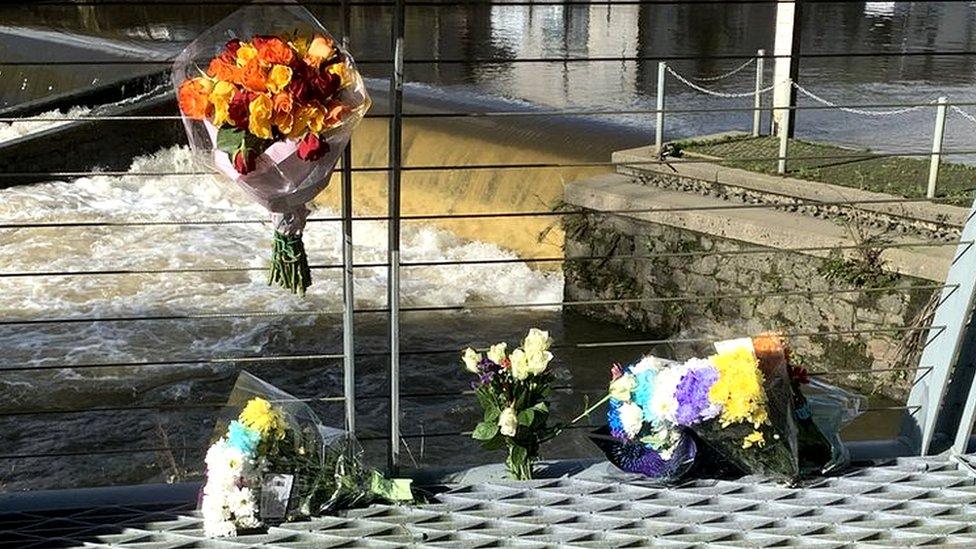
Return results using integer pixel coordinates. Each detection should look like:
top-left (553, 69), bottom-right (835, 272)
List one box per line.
top-left (632, 369), bottom-right (659, 424)
top-left (607, 399), bottom-right (626, 439)
top-left (226, 420), bottom-right (261, 455)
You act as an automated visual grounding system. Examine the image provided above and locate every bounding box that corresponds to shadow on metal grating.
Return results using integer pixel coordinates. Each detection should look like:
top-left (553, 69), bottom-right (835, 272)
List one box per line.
top-left (2, 454), bottom-right (976, 548)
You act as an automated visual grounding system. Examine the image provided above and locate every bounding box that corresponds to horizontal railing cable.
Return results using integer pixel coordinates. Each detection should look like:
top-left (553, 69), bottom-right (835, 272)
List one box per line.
top-left (8, 100), bottom-right (976, 124)
top-left (0, 196), bottom-right (969, 232)
top-left (6, 149), bottom-right (976, 182)
top-left (0, 324), bottom-right (944, 373)
top-left (0, 240), bottom-right (963, 280)
top-left (0, 284), bottom-right (945, 324)
top-left (6, 50), bottom-right (976, 66)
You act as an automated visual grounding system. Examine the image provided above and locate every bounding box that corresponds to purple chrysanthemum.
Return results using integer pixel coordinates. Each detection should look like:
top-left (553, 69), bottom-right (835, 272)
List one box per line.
top-left (673, 359), bottom-right (720, 426)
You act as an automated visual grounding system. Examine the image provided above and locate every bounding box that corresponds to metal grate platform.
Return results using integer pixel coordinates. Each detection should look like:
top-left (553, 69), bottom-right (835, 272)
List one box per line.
top-left (4, 455), bottom-right (976, 548)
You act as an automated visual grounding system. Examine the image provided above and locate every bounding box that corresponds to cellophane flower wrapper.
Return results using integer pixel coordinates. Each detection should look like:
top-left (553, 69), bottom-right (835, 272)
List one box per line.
top-left (171, 0), bottom-right (370, 295)
top-left (685, 339), bottom-right (800, 483)
top-left (201, 371), bottom-right (409, 537)
top-left (799, 378), bottom-right (866, 474)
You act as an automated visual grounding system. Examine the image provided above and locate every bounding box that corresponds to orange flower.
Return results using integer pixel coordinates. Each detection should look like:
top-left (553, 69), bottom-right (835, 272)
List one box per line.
top-left (207, 56), bottom-right (241, 83)
top-left (240, 58), bottom-right (268, 93)
top-left (177, 77), bottom-right (214, 120)
top-left (272, 91), bottom-right (294, 115)
top-left (272, 91), bottom-right (295, 134)
top-left (304, 34), bottom-right (335, 68)
top-left (253, 36), bottom-right (294, 65)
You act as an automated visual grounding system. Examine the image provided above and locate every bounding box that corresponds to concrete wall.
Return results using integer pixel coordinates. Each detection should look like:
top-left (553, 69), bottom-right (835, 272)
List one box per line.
top-left (564, 174), bottom-right (946, 400)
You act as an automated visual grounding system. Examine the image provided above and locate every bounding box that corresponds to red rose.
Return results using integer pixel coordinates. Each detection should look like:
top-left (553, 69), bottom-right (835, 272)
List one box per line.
top-left (296, 133), bottom-right (329, 161)
top-left (218, 38), bottom-right (241, 64)
top-left (227, 90), bottom-right (252, 129)
top-left (310, 70), bottom-right (339, 100)
top-left (233, 149), bottom-right (257, 174)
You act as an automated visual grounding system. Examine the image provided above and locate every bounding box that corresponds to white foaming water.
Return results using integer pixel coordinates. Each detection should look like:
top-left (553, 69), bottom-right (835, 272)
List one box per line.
top-left (0, 106), bottom-right (91, 143)
top-left (0, 146), bottom-right (562, 368)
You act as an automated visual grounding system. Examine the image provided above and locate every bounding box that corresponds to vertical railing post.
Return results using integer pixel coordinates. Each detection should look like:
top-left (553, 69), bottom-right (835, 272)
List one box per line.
top-left (387, 0), bottom-right (405, 475)
top-left (655, 61), bottom-right (666, 153)
top-left (753, 49), bottom-right (765, 137)
top-left (340, 0), bottom-right (356, 439)
top-left (927, 96), bottom-right (948, 199)
top-left (777, 80), bottom-right (791, 174)
top-left (903, 192), bottom-right (976, 455)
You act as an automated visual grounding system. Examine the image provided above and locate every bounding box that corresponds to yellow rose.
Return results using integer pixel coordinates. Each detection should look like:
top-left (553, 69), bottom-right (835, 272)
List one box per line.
top-left (274, 111), bottom-right (294, 135)
top-left (248, 93), bottom-right (273, 139)
top-left (509, 348), bottom-right (529, 380)
top-left (208, 80), bottom-right (236, 126)
top-left (327, 61), bottom-right (353, 88)
top-left (267, 64), bottom-right (293, 94)
top-left (289, 36), bottom-right (310, 57)
top-left (498, 405), bottom-right (518, 437)
top-left (287, 106), bottom-right (325, 139)
top-left (461, 347), bottom-right (481, 373)
top-left (236, 43), bottom-right (258, 67)
top-left (486, 342), bottom-right (507, 365)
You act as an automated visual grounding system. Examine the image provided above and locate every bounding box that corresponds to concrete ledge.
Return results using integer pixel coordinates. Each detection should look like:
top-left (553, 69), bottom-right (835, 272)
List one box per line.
top-left (565, 173), bottom-right (955, 282)
top-left (612, 145), bottom-right (970, 231)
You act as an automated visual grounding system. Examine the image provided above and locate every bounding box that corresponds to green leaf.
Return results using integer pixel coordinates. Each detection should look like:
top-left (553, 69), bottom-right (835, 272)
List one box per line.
top-left (483, 404), bottom-right (500, 423)
top-left (482, 435), bottom-right (506, 451)
top-left (510, 444), bottom-right (528, 464)
top-left (517, 409), bottom-right (535, 427)
top-left (472, 421), bottom-right (499, 441)
top-left (216, 126), bottom-right (245, 155)
top-left (531, 402), bottom-right (549, 414)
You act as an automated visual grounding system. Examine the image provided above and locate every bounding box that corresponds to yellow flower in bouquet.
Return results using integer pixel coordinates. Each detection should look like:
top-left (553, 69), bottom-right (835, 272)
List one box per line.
top-left (708, 346), bottom-right (769, 429)
top-left (239, 397), bottom-right (285, 439)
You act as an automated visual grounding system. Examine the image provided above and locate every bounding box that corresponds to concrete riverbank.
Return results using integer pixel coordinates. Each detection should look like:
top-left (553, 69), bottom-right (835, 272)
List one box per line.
top-left (563, 142), bottom-right (966, 399)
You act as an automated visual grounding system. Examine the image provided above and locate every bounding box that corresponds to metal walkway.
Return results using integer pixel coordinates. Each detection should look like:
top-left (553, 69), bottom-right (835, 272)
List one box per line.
top-left (4, 454), bottom-right (976, 548)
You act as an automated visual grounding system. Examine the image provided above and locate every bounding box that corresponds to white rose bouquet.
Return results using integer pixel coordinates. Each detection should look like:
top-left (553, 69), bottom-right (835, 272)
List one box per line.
top-left (461, 328), bottom-right (557, 480)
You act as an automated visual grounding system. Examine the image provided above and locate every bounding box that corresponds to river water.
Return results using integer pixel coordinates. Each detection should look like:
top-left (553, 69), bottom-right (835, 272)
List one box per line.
top-left (1, 2), bottom-right (970, 490)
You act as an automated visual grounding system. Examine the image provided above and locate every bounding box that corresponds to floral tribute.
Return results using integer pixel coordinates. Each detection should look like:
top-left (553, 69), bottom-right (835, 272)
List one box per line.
top-left (597, 336), bottom-right (800, 483)
top-left (172, 3), bottom-right (369, 295)
top-left (201, 373), bottom-right (411, 538)
top-left (461, 328), bottom-right (557, 480)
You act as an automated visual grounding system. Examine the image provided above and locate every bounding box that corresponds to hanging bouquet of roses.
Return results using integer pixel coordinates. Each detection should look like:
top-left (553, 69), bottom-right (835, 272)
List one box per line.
top-left (590, 356), bottom-right (697, 480)
top-left (461, 328), bottom-right (557, 480)
top-left (201, 372), bottom-right (411, 538)
top-left (173, 2), bottom-right (370, 295)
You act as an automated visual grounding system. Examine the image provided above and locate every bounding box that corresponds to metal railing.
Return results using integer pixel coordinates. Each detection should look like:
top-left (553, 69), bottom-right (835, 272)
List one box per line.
top-left (2, 0), bottom-right (976, 489)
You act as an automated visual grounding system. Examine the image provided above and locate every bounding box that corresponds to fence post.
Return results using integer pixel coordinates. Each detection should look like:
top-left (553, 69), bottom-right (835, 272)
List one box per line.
top-left (387, 0), bottom-right (405, 475)
top-left (927, 96), bottom-right (948, 199)
top-left (753, 49), bottom-right (765, 137)
top-left (340, 0), bottom-right (356, 439)
top-left (777, 80), bottom-right (791, 174)
top-left (656, 61), bottom-right (666, 153)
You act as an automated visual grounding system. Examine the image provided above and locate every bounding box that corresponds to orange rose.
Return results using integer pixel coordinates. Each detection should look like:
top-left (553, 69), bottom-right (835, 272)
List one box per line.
top-left (207, 56), bottom-right (241, 83)
top-left (272, 91), bottom-right (294, 115)
top-left (240, 58), bottom-right (268, 93)
top-left (253, 36), bottom-right (294, 65)
top-left (177, 77), bottom-right (214, 120)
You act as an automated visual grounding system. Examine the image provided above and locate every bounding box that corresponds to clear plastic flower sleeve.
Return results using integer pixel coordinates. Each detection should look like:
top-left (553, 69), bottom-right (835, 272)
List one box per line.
top-left (204, 371), bottom-right (409, 534)
top-left (171, 0), bottom-right (370, 295)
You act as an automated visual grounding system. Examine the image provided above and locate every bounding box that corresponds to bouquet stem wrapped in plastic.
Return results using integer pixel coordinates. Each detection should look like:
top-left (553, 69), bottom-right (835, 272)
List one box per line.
top-left (172, 0), bottom-right (370, 295)
top-left (201, 372), bottom-right (411, 537)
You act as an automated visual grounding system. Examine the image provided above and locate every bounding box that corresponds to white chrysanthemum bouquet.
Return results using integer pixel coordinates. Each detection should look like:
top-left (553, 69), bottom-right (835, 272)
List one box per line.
top-left (201, 372), bottom-right (412, 537)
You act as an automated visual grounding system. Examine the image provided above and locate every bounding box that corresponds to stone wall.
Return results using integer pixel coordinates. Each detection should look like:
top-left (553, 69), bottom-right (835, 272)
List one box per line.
top-left (563, 210), bottom-right (937, 400)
